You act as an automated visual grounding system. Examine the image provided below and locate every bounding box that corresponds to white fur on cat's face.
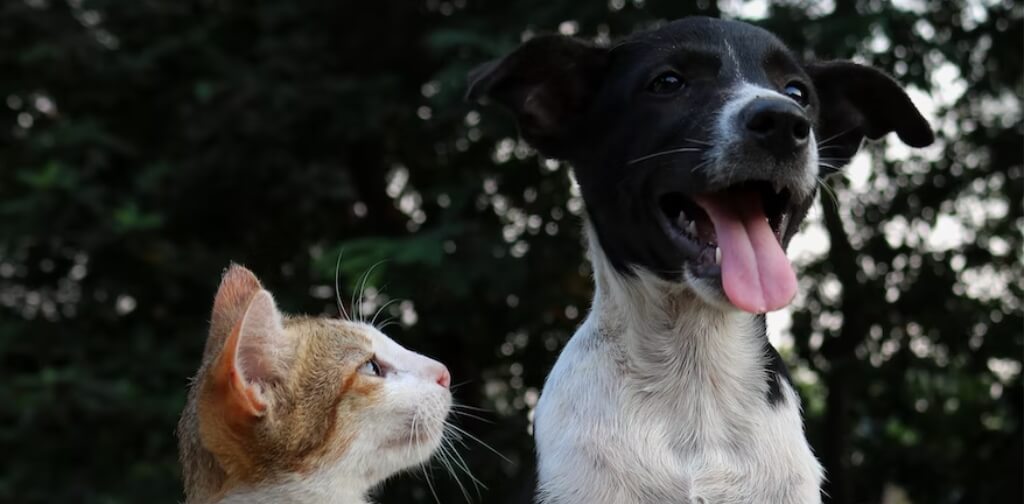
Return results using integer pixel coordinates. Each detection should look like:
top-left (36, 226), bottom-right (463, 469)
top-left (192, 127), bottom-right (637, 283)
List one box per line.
top-left (340, 323), bottom-right (453, 483)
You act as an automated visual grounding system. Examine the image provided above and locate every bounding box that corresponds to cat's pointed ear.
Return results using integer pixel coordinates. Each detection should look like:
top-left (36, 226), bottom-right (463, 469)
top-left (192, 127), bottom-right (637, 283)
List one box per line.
top-left (211, 288), bottom-right (290, 420)
top-left (806, 61), bottom-right (934, 175)
top-left (208, 264), bottom-right (264, 356)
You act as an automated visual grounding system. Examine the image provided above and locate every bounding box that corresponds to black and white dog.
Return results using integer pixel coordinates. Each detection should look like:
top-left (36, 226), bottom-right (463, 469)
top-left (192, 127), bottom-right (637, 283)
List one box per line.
top-left (469, 17), bottom-right (933, 504)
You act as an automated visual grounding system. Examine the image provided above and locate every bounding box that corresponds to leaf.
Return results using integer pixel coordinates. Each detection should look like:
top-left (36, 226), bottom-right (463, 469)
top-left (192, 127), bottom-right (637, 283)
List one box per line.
top-left (112, 203), bottom-right (164, 232)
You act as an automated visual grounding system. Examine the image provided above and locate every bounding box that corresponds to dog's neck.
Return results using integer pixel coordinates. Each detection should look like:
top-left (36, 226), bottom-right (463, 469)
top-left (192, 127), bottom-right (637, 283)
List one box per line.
top-left (583, 223), bottom-right (775, 420)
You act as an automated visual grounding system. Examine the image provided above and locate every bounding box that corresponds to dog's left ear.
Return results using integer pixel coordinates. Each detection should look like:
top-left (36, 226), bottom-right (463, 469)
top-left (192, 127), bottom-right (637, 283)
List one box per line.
top-left (466, 35), bottom-right (609, 159)
top-left (806, 61), bottom-right (934, 173)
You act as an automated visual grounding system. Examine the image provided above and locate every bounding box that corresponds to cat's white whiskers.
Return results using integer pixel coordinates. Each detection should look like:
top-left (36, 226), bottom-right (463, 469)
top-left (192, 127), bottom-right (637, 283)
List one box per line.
top-left (449, 405), bottom-right (493, 424)
top-left (421, 461), bottom-right (441, 504)
top-left (333, 250), bottom-right (350, 321)
top-left (449, 403), bottom-right (491, 413)
top-left (444, 423), bottom-right (511, 463)
top-left (440, 432), bottom-right (480, 502)
top-left (434, 433), bottom-right (468, 500)
top-left (444, 426), bottom-right (486, 493)
top-left (370, 298), bottom-right (402, 328)
top-left (407, 407), bottom-right (420, 455)
top-left (448, 380), bottom-right (474, 391)
top-left (352, 260), bottom-right (387, 322)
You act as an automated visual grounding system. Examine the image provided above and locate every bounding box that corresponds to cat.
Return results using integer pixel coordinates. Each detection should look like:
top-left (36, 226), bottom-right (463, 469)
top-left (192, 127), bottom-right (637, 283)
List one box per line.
top-left (177, 264), bottom-right (452, 504)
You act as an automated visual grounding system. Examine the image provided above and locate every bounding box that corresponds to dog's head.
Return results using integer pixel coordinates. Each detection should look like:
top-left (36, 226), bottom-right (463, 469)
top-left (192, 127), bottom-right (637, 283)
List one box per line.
top-left (468, 17), bottom-right (933, 313)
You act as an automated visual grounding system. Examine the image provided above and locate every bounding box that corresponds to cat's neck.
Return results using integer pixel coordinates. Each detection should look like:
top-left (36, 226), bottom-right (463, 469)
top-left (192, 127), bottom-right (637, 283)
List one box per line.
top-left (216, 476), bottom-right (371, 504)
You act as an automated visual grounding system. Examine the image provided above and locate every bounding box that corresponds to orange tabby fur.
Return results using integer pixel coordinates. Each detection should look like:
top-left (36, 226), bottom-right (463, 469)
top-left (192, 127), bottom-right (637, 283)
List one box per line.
top-left (177, 265), bottom-right (450, 503)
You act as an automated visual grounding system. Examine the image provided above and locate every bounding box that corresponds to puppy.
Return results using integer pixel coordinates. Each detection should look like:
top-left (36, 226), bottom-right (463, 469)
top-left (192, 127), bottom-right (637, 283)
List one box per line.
top-left (469, 17), bottom-right (932, 504)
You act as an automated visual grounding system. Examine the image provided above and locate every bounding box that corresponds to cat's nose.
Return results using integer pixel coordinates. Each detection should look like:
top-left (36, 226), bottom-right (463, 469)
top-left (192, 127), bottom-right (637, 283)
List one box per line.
top-left (434, 365), bottom-right (451, 389)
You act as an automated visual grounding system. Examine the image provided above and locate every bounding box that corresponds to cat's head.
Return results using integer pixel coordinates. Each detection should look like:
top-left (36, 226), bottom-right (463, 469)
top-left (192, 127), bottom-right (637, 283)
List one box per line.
top-left (181, 264), bottom-right (451, 500)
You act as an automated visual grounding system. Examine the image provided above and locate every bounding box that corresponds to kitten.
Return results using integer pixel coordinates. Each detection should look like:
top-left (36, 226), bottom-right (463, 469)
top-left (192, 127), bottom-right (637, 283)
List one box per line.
top-left (177, 264), bottom-right (452, 504)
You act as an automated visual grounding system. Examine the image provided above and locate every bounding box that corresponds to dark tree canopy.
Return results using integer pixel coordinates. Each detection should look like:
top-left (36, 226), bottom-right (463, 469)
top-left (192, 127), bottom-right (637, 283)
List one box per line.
top-left (0, 1), bottom-right (1019, 503)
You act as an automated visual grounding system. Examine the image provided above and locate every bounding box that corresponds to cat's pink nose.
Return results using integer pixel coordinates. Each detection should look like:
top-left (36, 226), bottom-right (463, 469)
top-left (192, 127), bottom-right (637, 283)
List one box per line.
top-left (435, 366), bottom-right (451, 389)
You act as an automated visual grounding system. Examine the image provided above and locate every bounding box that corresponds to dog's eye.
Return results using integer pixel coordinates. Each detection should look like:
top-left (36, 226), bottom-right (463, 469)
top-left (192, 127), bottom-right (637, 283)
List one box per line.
top-left (783, 82), bottom-right (809, 106)
top-left (647, 72), bottom-right (685, 95)
top-left (359, 357), bottom-right (384, 377)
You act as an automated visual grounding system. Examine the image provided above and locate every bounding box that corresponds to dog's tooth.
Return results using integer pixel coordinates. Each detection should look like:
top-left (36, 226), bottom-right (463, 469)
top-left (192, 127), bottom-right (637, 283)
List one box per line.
top-left (686, 221), bottom-right (697, 236)
top-left (715, 247), bottom-right (722, 264)
top-left (676, 212), bottom-right (687, 229)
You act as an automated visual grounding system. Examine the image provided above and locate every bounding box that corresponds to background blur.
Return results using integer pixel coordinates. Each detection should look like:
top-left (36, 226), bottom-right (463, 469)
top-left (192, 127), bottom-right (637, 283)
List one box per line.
top-left (1, 0), bottom-right (1020, 503)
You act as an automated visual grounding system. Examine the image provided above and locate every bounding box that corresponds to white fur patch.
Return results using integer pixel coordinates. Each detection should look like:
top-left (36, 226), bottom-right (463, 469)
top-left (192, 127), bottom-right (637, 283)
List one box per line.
top-left (704, 82), bottom-right (819, 202)
top-left (534, 225), bottom-right (823, 503)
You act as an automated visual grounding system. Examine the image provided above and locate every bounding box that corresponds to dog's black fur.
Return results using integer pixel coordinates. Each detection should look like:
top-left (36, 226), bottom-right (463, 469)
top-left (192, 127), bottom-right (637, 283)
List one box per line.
top-left (468, 17), bottom-right (932, 281)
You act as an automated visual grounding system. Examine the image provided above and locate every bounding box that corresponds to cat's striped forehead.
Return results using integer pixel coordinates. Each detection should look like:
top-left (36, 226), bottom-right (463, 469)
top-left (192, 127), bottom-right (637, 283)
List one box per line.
top-left (288, 316), bottom-right (374, 349)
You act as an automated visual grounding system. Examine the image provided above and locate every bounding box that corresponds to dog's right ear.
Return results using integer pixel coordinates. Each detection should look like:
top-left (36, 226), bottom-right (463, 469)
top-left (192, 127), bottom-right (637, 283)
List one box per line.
top-left (806, 61), bottom-right (934, 175)
top-left (466, 35), bottom-right (609, 159)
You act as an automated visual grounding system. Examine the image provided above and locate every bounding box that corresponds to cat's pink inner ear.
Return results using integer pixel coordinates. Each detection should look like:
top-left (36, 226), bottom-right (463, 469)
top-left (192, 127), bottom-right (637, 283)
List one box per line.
top-left (235, 290), bottom-right (288, 384)
top-left (211, 264), bottom-right (263, 342)
top-left (213, 289), bottom-right (289, 419)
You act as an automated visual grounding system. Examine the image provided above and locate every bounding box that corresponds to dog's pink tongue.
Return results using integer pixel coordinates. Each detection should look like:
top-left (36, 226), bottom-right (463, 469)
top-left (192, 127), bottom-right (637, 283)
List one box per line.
top-left (696, 191), bottom-right (797, 313)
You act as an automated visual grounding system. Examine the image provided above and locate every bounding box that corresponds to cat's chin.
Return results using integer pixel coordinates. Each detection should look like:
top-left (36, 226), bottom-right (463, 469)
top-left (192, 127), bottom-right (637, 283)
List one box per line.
top-left (359, 432), bottom-right (444, 483)
top-left (380, 427), bottom-right (443, 452)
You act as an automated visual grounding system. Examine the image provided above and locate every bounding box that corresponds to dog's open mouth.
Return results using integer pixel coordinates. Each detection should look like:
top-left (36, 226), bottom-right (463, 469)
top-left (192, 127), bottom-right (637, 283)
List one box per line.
top-left (659, 181), bottom-right (798, 313)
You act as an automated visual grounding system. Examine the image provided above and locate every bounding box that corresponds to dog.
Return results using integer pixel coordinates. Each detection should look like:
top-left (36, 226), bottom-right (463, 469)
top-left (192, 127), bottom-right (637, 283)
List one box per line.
top-left (468, 17), bottom-right (933, 504)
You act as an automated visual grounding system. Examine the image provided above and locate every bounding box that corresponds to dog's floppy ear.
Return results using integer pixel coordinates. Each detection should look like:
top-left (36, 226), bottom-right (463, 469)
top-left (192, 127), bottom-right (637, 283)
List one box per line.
top-left (806, 61), bottom-right (934, 174)
top-left (466, 35), bottom-right (609, 158)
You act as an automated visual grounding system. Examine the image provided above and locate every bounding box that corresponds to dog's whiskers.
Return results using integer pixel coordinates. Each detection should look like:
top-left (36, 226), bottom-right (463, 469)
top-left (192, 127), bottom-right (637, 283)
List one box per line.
top-left (627, 147), bottom-right (704, 165)
top-left (818, 160), bottom-right (842, 170)
top-left (814, 174), bottom-right (841, 209)
top-left (816, 144), bottom-right (850, 155)
top-left (815, 125), bottom-right (860, 149)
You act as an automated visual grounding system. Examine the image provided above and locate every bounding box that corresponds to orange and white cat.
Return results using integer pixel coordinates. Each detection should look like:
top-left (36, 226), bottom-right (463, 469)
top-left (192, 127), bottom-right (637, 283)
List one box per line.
top-left (177, 264), bottom-right (452, 504)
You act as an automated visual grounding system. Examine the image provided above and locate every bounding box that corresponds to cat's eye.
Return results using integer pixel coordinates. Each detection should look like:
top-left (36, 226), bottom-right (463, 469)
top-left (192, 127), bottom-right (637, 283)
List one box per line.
top-left (784, 81), bottom-right (809, 107)
top-left (647, 71), bottom-right (685, 95)
top-left (359, 358), bottom-right (384, 377)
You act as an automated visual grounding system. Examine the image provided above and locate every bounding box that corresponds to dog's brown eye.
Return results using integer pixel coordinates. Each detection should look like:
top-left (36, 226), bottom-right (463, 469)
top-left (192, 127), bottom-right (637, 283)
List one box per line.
top-left (647, 72), bottom-right (685, 95)
top-left (784, 82), bottom-right (809, 106)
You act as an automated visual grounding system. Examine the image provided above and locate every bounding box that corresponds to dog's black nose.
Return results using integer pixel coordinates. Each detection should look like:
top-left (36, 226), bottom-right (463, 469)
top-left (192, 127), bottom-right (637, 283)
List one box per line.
top-left (742, 99), bottom-right (810, 158)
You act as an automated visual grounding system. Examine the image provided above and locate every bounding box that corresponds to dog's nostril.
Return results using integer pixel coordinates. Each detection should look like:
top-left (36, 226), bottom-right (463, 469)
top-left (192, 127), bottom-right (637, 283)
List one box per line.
top-left (746, 112), bottom-right (776, 134)
top-left (792, 119), bottom-right (810, 141)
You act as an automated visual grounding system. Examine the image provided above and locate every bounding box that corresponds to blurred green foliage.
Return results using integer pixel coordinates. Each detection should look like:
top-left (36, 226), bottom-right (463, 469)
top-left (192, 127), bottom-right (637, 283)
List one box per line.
top-left (0, 1), bottom-right (1020, 503)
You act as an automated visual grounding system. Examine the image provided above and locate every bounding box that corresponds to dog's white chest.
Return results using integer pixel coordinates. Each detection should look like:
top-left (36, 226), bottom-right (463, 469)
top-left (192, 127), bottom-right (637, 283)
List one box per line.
top-left (534, 314), bottom-right (822, 504)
